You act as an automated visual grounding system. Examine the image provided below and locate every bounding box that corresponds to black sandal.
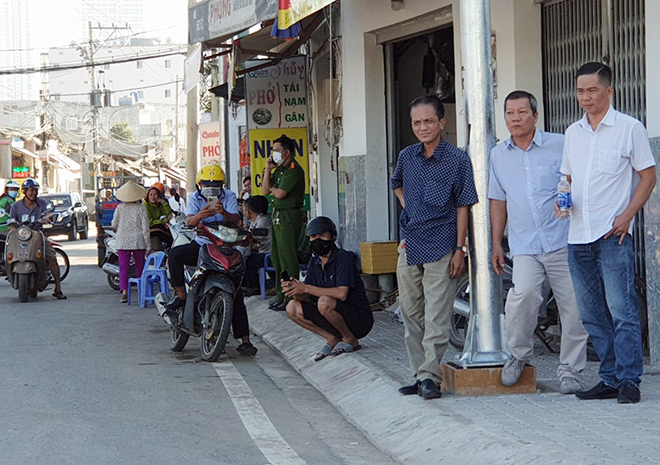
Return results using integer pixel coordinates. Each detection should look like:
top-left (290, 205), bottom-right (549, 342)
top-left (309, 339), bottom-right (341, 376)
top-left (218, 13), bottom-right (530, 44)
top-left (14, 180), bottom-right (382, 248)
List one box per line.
top-left (52, 291), bottom-right (67, 300)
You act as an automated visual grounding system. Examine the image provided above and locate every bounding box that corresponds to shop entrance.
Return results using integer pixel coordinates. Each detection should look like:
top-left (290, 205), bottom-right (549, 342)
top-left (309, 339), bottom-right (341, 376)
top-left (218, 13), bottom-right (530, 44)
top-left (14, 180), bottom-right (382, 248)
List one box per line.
top-left (384, 24), bottom-right (456, 240)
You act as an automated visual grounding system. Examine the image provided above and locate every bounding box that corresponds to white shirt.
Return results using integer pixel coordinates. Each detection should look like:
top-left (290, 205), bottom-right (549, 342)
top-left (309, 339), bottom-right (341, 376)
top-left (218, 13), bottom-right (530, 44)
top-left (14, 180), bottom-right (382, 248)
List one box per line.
top-left (168, 195), bottom-right (186, 213)
top-left (560, 106), bottom-right (656, 244)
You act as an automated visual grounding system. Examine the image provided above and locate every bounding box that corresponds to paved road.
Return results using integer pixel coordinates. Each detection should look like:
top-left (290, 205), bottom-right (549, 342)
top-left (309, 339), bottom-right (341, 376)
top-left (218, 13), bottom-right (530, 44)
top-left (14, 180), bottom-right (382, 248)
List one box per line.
top-left (0, 229), bottom-right (398, 465)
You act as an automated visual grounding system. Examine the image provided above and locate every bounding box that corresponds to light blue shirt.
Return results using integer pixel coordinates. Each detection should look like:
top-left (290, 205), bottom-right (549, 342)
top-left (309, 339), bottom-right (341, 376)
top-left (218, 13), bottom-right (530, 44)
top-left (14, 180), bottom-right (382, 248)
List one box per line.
top-left (186, 189), bottom-right (238, 246)
top-left (488, 130), bottom-right (569, 257)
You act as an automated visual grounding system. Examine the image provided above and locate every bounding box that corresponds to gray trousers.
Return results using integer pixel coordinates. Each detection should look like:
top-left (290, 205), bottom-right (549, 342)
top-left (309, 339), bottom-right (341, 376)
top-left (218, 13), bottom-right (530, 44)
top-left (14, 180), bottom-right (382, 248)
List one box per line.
top-left (397, 241), bottom-right (456, 385)
top-left (506, 247), bottom-right (589, 381)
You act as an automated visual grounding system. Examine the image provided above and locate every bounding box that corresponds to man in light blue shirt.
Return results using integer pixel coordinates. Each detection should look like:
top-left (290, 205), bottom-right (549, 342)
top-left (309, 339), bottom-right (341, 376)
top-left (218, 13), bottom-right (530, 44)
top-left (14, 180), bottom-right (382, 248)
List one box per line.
top-left (489, 91), bottom-right (588, 393)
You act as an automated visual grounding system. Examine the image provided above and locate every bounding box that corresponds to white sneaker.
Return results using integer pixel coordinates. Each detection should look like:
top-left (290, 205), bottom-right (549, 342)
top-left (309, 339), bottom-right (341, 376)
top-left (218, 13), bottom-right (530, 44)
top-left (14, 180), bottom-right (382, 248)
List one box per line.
top-left (501, 356), bottom-right (526, 386)
top-left (559, 377), bottom-right (583, 394)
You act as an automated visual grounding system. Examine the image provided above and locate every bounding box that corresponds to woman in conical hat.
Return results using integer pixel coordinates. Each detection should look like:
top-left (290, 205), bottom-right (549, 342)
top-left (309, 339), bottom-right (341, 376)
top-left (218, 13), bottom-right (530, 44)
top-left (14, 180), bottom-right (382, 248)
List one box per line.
top-left (112, 181), bottom-right (151, 302)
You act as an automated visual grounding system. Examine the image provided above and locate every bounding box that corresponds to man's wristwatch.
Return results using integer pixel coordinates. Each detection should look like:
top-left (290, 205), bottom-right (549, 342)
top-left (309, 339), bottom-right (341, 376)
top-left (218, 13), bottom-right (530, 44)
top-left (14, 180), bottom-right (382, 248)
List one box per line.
top-left (454, 246), bottom-right (468, 253)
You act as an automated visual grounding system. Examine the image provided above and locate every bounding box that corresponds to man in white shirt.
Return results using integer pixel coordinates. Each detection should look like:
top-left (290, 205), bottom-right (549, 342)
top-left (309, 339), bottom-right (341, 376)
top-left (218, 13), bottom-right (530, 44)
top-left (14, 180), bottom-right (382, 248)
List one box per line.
top-left (561, 62), bottom-right (656, 404)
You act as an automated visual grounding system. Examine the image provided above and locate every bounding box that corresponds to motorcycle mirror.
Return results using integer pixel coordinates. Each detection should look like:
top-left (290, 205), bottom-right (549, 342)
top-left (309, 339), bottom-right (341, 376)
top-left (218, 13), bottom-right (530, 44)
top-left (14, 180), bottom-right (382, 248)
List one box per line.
top-left (21, 214), bottom-right (29, 223)
top-left (0, 210), bottom-right (5, 218)
top-left (251, 228), bottom-right (269, 237)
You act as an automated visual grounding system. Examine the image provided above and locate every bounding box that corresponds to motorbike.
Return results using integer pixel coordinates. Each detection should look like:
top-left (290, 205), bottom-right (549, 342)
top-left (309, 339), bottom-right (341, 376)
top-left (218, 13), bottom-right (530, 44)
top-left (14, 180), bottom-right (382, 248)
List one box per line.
top-left (100, 230), bottom-right (133, 291)
top-left (155, 222), bottom-right (254, 362)
top-left (3, 213), bottom-right (70, 302)
top-left (450, 241), bottom-right (648, 355)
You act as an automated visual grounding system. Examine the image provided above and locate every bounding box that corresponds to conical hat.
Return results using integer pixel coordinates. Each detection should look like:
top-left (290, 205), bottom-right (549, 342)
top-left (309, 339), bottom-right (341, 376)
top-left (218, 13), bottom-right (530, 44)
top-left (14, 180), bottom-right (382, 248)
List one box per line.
top-left (115, 181), bottom-right (146, 202)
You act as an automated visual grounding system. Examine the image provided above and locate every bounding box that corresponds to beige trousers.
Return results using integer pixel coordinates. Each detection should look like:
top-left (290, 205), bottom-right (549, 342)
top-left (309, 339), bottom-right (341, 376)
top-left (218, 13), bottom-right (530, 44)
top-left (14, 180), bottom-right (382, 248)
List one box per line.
top-left (397, 241), bottom-right (457, 384)
top-left (506, 247), bottom-right (588, 380)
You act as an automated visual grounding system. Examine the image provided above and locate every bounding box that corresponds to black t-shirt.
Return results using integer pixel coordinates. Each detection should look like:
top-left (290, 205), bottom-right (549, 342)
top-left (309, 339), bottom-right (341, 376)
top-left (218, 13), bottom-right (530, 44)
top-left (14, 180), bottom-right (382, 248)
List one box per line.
top-left (304, 246), bottom-right (371, 312)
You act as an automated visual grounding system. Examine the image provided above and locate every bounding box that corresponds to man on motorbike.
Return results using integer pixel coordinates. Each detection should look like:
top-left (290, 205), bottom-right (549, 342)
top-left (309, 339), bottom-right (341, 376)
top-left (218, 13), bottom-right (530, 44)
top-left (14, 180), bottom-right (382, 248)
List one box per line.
top-left (161, 164), bottom-right (258, 356)
top-left (8, 179), bottom-right (66, 299)
top-left (0, 180), bottom-right (20, 260)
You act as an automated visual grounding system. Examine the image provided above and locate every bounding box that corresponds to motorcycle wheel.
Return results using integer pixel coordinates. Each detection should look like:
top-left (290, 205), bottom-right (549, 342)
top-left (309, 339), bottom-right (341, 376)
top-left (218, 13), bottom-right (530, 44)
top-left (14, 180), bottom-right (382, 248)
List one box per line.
top-left (200, 290), bottom-right (234, 362)
top-left (18, 274), bottom-right (30, 303)
top-left (450, 275), bottom-right (470, 351)
top-left (107, 274), bottom-right (120, 291)
top-left (47, 248), bottom-right (70, 284)
top-left (170, 326), bottom-right (190, 352)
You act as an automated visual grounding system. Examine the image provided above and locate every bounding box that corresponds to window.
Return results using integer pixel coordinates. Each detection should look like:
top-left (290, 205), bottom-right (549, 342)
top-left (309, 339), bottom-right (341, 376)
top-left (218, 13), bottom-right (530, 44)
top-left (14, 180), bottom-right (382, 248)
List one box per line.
top-left (104, 64), bottom-right (110, 70)
top-left (164, 60), bottom-right (171, 68)
top-left (137, 61), bottom-right (143, 69)
top-left (165, 89), bottom-right (171, 98)
top-left (138, 91), bottom-right (144, 98)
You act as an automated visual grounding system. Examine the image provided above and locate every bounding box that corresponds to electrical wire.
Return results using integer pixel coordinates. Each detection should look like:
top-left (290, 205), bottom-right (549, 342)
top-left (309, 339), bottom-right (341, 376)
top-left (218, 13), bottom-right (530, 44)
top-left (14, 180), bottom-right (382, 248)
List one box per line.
top-left (0, 47), bottom-right (186, 76)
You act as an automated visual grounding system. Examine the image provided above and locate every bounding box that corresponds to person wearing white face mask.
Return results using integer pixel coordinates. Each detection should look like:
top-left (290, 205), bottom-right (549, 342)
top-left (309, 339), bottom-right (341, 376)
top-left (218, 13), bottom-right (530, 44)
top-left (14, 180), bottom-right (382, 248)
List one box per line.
top-left (0, 180), bottom-right (20, 262)
top-left (262, 134), bottom-right (306, 312)
top-left (161, 164), bottom-right (259, 356)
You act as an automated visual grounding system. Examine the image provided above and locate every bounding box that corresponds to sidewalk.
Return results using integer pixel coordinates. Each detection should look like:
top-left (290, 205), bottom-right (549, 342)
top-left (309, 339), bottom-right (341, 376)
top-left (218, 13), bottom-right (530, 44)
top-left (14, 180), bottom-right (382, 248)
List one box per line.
top-left (246, 296), bottom-right (660, 465)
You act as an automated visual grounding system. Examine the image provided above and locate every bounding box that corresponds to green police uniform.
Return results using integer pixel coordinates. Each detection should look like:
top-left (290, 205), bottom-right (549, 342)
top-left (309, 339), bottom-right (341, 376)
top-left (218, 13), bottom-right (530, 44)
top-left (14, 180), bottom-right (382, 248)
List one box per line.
top-left (0, 194), bottom-right (15, 235)
top-left (270, 159), bottom-right (305, 302)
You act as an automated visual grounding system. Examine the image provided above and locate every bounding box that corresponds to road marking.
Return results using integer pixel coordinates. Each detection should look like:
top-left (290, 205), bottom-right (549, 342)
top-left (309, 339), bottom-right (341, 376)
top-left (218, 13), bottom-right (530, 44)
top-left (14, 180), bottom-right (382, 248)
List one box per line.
top-left (213, 362), bottom-right (306, 465)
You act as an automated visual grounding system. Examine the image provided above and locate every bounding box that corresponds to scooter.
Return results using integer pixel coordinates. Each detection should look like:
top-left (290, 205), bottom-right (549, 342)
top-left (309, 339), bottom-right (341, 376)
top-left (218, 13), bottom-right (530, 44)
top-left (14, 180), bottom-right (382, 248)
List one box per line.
top-left (154, 223), bottom-right (253, 362)
top-left (4, 213), bottom-right (70, 302)
top-left (100, 230), bottom-right (135, 291)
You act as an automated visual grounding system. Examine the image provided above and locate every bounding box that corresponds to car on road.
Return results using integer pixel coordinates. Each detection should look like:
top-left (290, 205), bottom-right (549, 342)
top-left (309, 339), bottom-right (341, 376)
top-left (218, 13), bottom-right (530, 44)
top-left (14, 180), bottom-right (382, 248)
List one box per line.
top-left (41, 192), bottom-right (89, 241)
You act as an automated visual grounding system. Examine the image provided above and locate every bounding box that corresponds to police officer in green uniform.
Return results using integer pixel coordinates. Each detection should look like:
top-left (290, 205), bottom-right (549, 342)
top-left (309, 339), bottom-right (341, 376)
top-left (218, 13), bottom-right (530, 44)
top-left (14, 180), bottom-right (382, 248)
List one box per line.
top-left (0, 180), bottom-right (20, 262)
top-left (262, 134), bottom-right (305, 312)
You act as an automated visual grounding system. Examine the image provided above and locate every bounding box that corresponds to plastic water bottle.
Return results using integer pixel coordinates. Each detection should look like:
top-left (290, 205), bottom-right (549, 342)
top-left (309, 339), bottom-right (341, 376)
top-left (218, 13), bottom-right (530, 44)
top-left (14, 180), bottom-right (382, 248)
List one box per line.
top-left (557, 175), bottom-right (571, 220)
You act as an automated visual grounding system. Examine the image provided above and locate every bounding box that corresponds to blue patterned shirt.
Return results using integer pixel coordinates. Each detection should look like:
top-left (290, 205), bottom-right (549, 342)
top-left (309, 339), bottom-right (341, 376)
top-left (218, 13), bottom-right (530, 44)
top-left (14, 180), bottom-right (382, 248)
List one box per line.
top-left (391, 140), bottom-right (478, 265)
top-left (488, 130), bottom-right (569, 257)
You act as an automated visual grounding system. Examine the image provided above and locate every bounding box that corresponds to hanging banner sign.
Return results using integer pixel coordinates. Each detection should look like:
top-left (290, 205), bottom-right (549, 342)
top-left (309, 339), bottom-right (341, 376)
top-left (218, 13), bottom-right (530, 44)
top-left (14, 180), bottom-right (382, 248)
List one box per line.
top-left (249, 126), bottom-right (310, 211)
top-left (277, 0), bottom-right (334, 30)
top-left (245, 56), bottom-right (308, 130)
top-left (188, 0), bottom-right (278, 44)
top-left (199, 122), bottom-right (224, 167)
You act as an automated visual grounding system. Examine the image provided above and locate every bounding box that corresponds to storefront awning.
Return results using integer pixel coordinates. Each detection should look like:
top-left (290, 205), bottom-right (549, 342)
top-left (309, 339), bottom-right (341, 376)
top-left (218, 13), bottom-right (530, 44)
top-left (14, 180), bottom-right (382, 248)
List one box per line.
top-left (12, 147), bottom-right (39, 159)
top-left (234, 11), bottom-right (324, 75)
top-left (276, 0), bottom-right (335, 30)
top-left (162, 166), bottom-right (187, 184)
top-left (45, 152), bottom-right (81, 171)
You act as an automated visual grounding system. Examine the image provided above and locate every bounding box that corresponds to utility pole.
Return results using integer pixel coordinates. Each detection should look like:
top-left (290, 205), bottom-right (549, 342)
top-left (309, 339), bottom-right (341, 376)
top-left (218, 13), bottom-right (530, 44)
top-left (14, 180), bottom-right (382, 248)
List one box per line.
top-left (458, 0), bottom-right (508, 367)
top-left (88, 21), bottom-right (99, 183)
top-left (174, 75), bottom-right (179, 164)
top-left (186, 0), bottom-right (198, 191)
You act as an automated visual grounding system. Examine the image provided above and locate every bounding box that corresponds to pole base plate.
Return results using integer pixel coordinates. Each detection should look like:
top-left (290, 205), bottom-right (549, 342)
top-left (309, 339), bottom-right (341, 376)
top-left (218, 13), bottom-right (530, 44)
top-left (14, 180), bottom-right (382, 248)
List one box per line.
top-left (441, 362), bottom-right (536, 396)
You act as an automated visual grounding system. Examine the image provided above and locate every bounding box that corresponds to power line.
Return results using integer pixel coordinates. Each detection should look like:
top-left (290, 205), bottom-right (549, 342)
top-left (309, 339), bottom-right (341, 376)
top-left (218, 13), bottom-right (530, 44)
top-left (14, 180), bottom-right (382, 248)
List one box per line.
top-left (0, 47), bottom-right (186, 76)
top-left (53, 79), bottom-right (182, 97)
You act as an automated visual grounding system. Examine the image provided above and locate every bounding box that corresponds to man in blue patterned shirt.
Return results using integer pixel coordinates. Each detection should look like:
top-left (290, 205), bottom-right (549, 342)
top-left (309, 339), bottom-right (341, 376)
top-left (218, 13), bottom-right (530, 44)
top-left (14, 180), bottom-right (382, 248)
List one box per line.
top-left (391, 95), bottom-right (478, 399)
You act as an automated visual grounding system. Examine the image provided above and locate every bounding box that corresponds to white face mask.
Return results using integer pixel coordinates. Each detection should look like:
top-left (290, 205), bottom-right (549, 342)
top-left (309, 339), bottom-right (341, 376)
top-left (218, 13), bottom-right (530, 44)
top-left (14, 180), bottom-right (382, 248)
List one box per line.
top-left (7, 190), bottom-right (18, 199)
top-left (201, 187), bottom-right (222, 199)
top-left (272, 151), bottom-right (284, 165)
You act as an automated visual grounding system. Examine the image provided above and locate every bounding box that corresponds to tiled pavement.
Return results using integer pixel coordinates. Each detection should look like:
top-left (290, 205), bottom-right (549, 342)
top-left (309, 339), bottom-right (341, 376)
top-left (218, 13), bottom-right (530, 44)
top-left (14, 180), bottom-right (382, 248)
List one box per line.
top-left (247, 298), bottom-right (660, 464)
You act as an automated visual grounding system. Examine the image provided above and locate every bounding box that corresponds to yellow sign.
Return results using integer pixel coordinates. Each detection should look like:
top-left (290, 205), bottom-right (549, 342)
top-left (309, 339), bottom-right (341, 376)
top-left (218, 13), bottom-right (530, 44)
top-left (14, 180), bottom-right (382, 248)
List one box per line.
top-left (250, 127), bottom-right (310, 210)
top-left (278, 0), bottom-right (334, 30)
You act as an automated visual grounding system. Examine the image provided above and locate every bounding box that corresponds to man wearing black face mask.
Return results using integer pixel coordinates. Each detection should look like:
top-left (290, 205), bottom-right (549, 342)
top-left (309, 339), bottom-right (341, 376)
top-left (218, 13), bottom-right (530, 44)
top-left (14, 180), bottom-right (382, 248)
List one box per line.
top-left (283, 217), bottom-right (374, 362)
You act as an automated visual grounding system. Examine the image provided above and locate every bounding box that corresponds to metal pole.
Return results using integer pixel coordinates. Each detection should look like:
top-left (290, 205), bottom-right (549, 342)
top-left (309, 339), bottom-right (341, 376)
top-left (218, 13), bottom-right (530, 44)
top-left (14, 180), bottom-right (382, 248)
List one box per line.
top-left (186, 0), bottom-right (199, 191)
top-left (174, 75), bottom-right (179, 164)
top-left (458, 0), bottom-right (508, 367)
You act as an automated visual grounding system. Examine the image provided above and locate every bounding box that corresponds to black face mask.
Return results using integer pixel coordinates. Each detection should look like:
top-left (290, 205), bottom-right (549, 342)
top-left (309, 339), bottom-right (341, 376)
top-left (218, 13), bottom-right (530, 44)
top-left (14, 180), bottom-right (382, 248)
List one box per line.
top-left (310, 238), bottom-right (333, 257)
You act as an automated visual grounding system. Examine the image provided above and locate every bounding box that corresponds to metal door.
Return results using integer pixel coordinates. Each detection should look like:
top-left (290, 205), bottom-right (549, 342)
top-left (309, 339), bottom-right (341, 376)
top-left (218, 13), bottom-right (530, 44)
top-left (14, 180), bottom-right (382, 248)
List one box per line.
top-left (541, 0), bottom-right (647, 279)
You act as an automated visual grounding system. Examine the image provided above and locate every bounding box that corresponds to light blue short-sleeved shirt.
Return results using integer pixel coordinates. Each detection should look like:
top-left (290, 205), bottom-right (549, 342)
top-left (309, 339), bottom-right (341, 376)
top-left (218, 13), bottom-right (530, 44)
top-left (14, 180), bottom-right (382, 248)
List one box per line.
top-left (488, 130), bottom-right (569, 257)
top-left (186, 189), bottom-right (238, 246)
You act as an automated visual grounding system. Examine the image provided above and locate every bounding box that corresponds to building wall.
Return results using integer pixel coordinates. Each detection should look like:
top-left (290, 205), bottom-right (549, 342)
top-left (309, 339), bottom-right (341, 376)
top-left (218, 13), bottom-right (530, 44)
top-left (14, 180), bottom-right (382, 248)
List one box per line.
top-left (47, 45), bottom-right (184, 106)
top-left (0, 0), bottom-right (34, 100)
top-left (339, 0), bottom-right (544, 247)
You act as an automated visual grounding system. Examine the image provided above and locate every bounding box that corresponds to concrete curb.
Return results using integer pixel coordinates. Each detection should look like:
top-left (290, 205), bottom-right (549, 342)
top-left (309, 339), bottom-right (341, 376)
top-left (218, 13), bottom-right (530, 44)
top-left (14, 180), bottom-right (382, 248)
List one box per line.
top-left (246, 297), bottom-right (613, 465)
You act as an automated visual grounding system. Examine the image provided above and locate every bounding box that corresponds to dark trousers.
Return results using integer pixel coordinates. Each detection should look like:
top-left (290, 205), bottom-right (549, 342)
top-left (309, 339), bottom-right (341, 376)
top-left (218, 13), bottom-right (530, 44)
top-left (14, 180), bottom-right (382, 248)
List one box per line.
top-left (168, 241), bottom-right (250, 339)
top-left (272, 209), bottom-right (302, 301)
top-left (244, 252), bottom-right (266, 289)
